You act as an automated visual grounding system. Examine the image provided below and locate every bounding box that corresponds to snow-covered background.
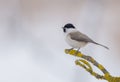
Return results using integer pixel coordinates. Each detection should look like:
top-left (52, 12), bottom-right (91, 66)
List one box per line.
top-left (0, 0), bottom-right (120, 82)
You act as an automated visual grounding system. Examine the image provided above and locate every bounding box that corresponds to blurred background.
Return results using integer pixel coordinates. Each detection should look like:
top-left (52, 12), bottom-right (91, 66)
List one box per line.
top-left (0, 0), bottom-right (120, 82)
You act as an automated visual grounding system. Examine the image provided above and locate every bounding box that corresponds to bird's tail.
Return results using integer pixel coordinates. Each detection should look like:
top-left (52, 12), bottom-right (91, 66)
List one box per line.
top-left (92, 42), bottom-right (109, 50)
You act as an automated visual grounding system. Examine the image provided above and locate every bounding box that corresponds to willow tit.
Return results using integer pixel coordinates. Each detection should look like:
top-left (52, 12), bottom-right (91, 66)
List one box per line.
top-left (62, 23), bottom-right (109, 51)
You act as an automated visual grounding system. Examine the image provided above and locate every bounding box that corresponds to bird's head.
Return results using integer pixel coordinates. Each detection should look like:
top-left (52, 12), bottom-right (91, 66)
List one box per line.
top-left (62, 23), bottom-right (76, 33)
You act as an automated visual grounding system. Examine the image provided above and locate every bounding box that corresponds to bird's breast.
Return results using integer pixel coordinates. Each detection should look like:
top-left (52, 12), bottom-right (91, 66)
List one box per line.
top-left (65, 34), bottom-right (87, 48)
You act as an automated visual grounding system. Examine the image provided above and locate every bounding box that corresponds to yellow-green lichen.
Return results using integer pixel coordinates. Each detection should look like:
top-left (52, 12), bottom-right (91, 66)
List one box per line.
top-left (65, 49), bottom-right (120, 82)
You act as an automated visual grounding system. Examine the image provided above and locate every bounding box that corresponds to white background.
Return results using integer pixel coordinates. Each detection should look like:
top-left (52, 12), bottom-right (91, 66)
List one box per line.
top-left (0, 0), bottom-right (120, 82)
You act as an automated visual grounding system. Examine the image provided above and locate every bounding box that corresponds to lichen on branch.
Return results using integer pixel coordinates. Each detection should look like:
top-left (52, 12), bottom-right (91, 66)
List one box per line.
top-left (65, 49), bottom-right (120, 82)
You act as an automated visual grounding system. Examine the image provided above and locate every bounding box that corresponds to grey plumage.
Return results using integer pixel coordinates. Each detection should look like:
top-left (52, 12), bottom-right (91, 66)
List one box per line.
top-left (62, 23), bottom-right (109, 50)
top-left (69, 31), bottom-right (94, 42)
top-left (69, 31), bottom-right (109, 49)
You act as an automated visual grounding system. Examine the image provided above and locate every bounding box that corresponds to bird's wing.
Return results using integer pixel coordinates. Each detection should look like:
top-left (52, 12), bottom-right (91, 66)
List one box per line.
top-left (69, 31), bottom-right (94, 43)
top-left (69, 31), bottom-right (109, 49)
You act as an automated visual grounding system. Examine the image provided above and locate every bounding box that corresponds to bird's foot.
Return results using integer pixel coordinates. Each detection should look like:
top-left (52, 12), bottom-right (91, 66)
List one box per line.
top-left (74, 48), bottom-right (80, 56)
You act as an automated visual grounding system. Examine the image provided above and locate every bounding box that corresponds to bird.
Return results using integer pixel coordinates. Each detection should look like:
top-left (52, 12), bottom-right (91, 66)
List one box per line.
top-left (62, 23), bottom-right (109, 52)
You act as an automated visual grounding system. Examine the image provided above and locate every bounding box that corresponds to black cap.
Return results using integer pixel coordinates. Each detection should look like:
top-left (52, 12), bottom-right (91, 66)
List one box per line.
top-left (64, 23), bottom-right (75, 29)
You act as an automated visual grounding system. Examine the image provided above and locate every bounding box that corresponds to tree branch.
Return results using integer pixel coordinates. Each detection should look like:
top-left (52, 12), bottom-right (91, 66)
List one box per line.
top-left (65, 49), bottom-right (120, 82)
